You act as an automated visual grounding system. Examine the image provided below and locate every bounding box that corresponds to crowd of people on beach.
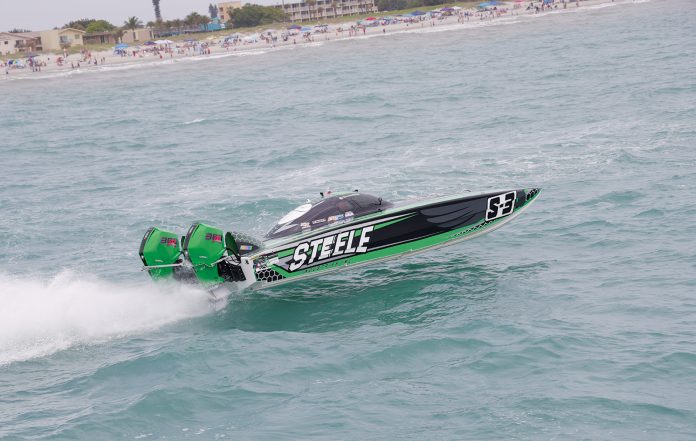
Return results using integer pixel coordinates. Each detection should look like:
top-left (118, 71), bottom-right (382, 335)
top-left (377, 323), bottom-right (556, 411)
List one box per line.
top-left (113, 41), bottom-right (212, 60)
top-left (2, 0), bottom-right (594, 78)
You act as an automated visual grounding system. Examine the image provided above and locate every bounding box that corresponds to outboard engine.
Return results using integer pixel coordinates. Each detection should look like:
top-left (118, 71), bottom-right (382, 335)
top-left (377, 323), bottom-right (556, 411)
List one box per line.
top-left (182, 223), bottom-right (248, 285)
top-left (140, 224), bottom-right (262, 287)
top-left (139, 227), bottom-right (196, 282)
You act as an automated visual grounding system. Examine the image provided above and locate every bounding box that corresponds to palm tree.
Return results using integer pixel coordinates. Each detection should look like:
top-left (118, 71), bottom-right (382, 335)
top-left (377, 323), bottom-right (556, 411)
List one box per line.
top-left (317, 6), bottom-right (324, 19)
top-left (114, 28), bottom-right (125, 43)
top-left (200, 15), bottom-right (211, 30)
top-left (184, 12), bottom-right (205, 27)
top-left (331, 0), bottom-right (338, 19)
top-left (124, 16), bottom-right (142, 40)
top-left (152, 0), bottom-right (162, 22)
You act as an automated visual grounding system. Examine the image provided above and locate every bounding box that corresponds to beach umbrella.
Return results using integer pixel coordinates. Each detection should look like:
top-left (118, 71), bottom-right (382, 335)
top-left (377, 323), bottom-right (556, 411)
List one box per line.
top-left (287, 24), bottom-right (302, 30)
top-left (115, 43), bottom-right (129, 49)
top-left (410, 10), bottom-right (426, 16)
top-left (440, 7), bottom-right (455, 11)
top-left (144, 41), bottom-right (156, 46)
top-left (301, 26), bottom-right (312, 32)
top-left (365, 17), bottom-right (377, 20)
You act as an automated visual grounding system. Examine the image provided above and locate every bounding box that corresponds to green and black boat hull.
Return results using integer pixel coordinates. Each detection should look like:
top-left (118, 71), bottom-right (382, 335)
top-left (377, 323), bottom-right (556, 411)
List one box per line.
top-left (139, 188), bottom-right (541, 293)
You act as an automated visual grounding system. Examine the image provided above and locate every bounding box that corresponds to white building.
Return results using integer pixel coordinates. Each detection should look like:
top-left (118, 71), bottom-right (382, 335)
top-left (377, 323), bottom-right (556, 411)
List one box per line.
top-left (275, 0), bottom-right (377, 23)
top-left (0, 32), bottom-right (32, 55)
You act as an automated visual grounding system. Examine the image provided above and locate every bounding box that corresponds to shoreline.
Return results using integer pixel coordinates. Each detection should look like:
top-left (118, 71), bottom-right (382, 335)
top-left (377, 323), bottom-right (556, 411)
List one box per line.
top-left (1, 0), bottom-right (642, 82)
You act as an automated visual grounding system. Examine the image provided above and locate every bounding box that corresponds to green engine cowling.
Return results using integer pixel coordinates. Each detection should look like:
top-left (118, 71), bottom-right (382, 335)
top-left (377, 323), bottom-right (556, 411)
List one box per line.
top-left (139, 227), bottom-right (183, 280)
top-left (183, 223), bottom-right (228, 286)
top-left (141, 223), bottom-right (249, 287)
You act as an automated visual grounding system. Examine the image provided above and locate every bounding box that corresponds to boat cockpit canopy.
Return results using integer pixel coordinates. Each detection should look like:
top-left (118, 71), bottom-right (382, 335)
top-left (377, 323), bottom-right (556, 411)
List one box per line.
top-left (265, 192), bottom-right (393, 239)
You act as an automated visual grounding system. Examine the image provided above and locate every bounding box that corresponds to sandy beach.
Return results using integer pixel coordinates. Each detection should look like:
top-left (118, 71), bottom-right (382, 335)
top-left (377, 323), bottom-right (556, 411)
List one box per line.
top-left (1, 0), bottom-right (630, 81)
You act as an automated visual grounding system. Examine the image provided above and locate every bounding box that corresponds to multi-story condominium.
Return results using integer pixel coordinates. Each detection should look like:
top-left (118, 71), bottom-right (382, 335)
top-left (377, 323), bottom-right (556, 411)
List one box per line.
top-left (217, 1), bottom-right (244, 22)
top-left (274, 0), bottom-right (377, 23)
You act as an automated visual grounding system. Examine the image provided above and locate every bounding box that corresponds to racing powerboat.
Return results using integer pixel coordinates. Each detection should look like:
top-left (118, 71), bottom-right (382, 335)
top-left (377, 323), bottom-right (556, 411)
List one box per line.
top-left (139, 188), bottom-right (541, 294)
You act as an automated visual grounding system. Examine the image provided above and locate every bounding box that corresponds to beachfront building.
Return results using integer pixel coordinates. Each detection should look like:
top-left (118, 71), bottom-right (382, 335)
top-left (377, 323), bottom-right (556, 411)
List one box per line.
top-left (121, 28), bottom-right (154, 44)
top-left (83, 32), bottom-right (119, 46)
top-left (217, 1), bottom-right (244, 22)
top-left (37, 28), bottom-right (85, 51)
top-left (15, 32), bottom-right (42, 51)
top-left (0, 32), bottom-right (32, 55)
top-left (274, 0), bottom-right (377, 23)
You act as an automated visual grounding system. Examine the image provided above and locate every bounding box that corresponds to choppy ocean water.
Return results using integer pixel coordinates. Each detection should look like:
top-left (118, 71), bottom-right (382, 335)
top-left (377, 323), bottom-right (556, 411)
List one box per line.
top-left (1, 0), bottom-right (695, 438)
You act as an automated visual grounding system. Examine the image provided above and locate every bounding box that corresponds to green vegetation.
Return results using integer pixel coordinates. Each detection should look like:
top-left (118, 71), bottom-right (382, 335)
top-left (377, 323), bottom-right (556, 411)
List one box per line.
top-left (73, 42), bottom-right (115, 53)
top-left (227, 4), bottom-right (289, 28)
top-left (61, 18), bottom-right (117, 33)
top-left (123, 16), bottom-right (143, 31)
top-left (184, 12), bottom-right (212, 27)
top-left (64, 19), bottom-right (96, 30)
top-left (143, 11), bottom-right (214, 34)
top-left (378, 0), bottom-right (465, 12)
top-left (84, 20), bottom-right (117, 33)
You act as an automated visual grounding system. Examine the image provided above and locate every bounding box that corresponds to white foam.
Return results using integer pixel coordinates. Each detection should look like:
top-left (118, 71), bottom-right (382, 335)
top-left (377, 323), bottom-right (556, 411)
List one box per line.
top-left (586, 2), bottom-right (619, 9)
top-left (0, 271), bottom-right (211, 365)
top-left (183, 118), bottom-right (207, 125)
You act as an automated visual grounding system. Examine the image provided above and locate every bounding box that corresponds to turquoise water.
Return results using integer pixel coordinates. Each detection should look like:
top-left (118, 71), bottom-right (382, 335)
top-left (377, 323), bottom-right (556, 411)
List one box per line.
top-left (1, 0), bottom-right (696, 438)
